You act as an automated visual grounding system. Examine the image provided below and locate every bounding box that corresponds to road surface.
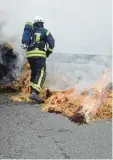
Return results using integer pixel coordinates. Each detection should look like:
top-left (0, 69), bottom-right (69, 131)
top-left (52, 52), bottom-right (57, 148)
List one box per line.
top-left (0, 93), bottom-right (112, 159)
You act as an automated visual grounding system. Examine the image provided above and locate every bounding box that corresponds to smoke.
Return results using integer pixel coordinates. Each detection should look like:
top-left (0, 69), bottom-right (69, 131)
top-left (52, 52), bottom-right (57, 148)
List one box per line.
top-left (0, 11), bottom-right (26, 80)
top-left (45, 53), bottom-right (112, 92)
top-left (0, 4), bottom-right (111, 88)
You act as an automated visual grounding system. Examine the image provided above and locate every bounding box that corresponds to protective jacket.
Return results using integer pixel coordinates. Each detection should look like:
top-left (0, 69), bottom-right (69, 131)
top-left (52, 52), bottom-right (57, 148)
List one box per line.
top-left (22, 22), bottom-right (55, 58)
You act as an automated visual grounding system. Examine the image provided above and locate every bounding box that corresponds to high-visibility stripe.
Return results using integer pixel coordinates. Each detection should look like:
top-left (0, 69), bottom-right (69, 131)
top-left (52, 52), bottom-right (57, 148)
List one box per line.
top-left (25, 22), bottom-right (33, 26)
top-left (26, 48), bottom-right (46, 54)
top-left (46, 31), bottom-right (50, 36)
top-left (30, 68), bottom-right (45, 92)
top-left (37, 68), bottom-right (44, 88)
top-left (30, 82), bottom-right (40, 92)
top-left (26, 54), bottom-right (46, 58)
top-left (36, 33), bottom-right (41, 42)
top-left (48, 47), bottom-right (53, 52)
top-left (33, 84), bottom-right (40, 92)
top-left (26, 48), bottom-right (46, 58)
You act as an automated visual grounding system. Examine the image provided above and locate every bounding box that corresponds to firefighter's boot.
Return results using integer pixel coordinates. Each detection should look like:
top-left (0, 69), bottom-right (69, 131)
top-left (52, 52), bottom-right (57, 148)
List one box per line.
top-left (29, 92), bottom-right (44, 103)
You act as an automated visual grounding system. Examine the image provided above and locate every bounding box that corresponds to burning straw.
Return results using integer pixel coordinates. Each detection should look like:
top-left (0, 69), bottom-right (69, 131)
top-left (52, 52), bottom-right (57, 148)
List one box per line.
top-left (0, 63), bottom-right (112, 124)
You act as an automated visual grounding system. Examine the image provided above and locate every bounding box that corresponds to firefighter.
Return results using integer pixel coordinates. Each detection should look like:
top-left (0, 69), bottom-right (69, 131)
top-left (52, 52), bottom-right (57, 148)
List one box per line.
top-left (22, 16), bottom-right (55, 103)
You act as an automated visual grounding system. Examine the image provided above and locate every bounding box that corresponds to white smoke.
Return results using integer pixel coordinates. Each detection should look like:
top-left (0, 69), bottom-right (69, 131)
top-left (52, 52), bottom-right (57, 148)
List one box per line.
top-left (46, 53), bottom-right (112, 91)
top-left (0, 11), bottom-right (26, 80)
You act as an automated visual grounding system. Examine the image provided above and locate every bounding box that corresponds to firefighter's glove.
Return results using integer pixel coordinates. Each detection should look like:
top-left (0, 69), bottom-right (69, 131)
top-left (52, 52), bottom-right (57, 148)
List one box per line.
top-left (46, 50), bottom-right (52, 58)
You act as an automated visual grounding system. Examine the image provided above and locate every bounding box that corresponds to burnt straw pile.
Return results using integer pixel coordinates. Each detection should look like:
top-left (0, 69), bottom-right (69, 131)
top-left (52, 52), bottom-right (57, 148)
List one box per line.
top-left (0, 63), bottom-right (112, 124)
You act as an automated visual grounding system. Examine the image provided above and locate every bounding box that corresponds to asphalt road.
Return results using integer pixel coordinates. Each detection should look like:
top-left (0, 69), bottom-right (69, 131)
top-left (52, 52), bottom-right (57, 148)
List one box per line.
top-left (0, 93), bottom-right (112, 159)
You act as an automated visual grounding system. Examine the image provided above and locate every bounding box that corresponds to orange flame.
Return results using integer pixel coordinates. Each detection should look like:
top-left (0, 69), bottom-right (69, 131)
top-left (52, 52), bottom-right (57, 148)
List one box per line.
top-left (79, 68), bottom-right (112, 122)
top-left (0, 63), bottom-right (112, 124)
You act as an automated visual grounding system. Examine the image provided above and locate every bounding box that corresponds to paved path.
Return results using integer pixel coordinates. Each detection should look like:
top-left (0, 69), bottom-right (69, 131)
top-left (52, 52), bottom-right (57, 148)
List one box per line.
top-left (0, 94), bottom-right (112, 159)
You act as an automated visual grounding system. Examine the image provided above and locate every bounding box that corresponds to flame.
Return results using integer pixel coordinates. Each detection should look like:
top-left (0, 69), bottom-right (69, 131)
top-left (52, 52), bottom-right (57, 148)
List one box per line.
top-left (78, 68), bottom-right (112, 122)
top-left (0, 63), bottom-right (112, 124)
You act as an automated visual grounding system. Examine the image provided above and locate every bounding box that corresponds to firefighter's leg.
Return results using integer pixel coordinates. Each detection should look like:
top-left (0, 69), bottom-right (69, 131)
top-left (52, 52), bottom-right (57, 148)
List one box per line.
top-left (29, 57), bottom-right (46, 103)
top-left (41, 69), bottom-right (46, 88)
top-left (27, 58), bottom-right (37, 93)
top-left (33, 57), bottom-right (46, 93)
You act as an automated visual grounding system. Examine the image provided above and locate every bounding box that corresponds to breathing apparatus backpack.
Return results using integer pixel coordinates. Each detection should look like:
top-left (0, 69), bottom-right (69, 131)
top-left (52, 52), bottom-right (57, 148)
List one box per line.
top-left (22, 22), bottom-right (33, 46)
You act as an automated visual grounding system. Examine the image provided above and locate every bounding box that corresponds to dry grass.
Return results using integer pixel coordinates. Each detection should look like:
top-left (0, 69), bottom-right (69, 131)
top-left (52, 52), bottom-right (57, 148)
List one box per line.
top-left (0, 63), bottom-right (112, 124)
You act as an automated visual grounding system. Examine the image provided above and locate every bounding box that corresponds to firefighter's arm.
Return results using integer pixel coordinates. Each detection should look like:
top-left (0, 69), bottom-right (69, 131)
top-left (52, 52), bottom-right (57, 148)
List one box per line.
top-left (46, 31), bottom-right (55, 57)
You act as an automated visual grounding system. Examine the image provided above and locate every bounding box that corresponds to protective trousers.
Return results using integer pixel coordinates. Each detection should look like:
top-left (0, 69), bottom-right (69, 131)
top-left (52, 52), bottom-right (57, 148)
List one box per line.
top-left (28, 57), bottom-right (46, 94)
